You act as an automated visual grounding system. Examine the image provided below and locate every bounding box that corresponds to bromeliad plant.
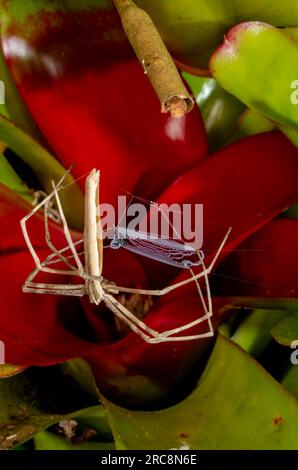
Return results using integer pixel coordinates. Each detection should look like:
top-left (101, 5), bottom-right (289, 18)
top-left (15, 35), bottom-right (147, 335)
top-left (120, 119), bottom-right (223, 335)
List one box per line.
top-left (0, 0), bottom-right (298, 451)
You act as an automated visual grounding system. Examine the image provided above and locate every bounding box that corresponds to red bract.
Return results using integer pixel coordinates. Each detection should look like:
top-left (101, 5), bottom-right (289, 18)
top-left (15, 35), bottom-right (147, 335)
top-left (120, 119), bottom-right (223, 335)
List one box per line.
top-left (0, 186), bottom-right (215, 405)
top-left (0, 3), bottom-right (298, 406)
top-left (0, 3), bottom-right (207, 405)
top-left (0, 185), bottom-right (149, 365)
top-left (0, 131), bottom-right (297, 405)
top-left (157, 132), bottom-right (298, 254)
top-left (149, 132), bottom-right (298, 293)
top-left (0, 6), bottom-right (207, 207)
top-left (0, 184), bottom-right (66, 252)
top-left (214, 218), bottom-right (298, 298)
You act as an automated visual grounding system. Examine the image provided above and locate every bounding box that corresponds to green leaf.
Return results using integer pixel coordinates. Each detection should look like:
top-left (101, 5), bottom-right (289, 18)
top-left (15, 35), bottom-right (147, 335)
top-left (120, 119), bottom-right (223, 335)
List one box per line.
top-left (0, 0), bottom-right (111, 24)
top-left (0, 153), bottom-right (33, 202)
top-left (280, 126), bottom-right (298, 147)
top-left (0, 46), bottom-right (46, 143)
top-left (271, 312), bottom-right (298, 346)
top-left (0, 114), bottom-right (84, 229)
top-left (231, 309), bottom-right (287, 357)
top-left (77, 411), bottom-right (113, 442)
top-left (2, 0), bottom-right (298, 75)
top-left (210, 23), bottom-right (298, 131)
top-left (281, 203), bottom-right (298, 218)
top-left (103, 335), bottom-right (298, 450)
top-left (0, 366), bottom-right (107, 449)
top-left (34, 431), bottom-right (115, 450)
top-left (284, 26), bottom-right (298, 42)
top-left (228, 109), bottom-right (275, 145)
top-left (228, 297), bottom-right (298, 312)
top-left (282, 366), bottom-right (298, 399)
top-left (183, 74), bottom-right (245, 151)
top-left (61, 359), bottom-right (99, 401)
top-left (136, 1), bottom-right (298, 71)
top-left (60, 360), bottom-right (113, 439)
top-left (185, 72), bottom-right (283, 152)
top-left (0, 364), bottom-right (25, 378)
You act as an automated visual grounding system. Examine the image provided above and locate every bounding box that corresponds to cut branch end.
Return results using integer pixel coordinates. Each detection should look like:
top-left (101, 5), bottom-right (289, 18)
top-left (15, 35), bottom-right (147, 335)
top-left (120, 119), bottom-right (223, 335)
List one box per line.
top-left (114, 0), bottom-right (194, 118)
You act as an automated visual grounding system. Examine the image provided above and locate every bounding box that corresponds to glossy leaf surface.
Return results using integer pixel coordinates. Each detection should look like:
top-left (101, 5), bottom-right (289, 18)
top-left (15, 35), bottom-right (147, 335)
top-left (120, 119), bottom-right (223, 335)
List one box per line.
top-left (103, 335), bottom-right (298, 450)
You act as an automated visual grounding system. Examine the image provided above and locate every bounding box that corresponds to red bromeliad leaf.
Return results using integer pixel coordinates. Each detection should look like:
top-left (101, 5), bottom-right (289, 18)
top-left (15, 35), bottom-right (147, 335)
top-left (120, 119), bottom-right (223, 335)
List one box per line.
top-left (84, 132), bottom-right (298, 404)
top-left (157, 132), bottom-right (298, 255)
top-left (86, 298), bottom-right (226, 407)
top-left (0, 183), bottom-right (67, 252)
top-left (0, 185), bottom-right (148, 360)
top-left (0, 246), bottom-right (157, 367)
top-left (0, 2), bottom-right (297, 407)
top-left (1, 244), bottom-right (219, 405)
top-left (1, 131), bottom-right (297, 406)
top-left (0, 1), bottom-right (209, 405)
top-left (0, 1), bottom-right (207, 207)
top-left (214, 219), bottom-right (298, 298)
top-left (139, 132), bottom-right (298, 294)
top-left (0, 185), bottom-right (214, 404)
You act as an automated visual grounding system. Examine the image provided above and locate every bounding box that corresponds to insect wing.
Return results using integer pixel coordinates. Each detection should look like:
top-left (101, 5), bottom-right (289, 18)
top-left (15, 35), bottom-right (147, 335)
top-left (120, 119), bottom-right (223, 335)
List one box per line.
top-left (110, 227), bottom-right (204, 269)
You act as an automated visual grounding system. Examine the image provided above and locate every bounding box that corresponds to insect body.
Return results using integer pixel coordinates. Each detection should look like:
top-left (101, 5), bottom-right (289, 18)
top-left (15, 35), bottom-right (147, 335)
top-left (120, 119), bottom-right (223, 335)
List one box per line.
top-left (21, 169), bottom-right (231, 343)
top-left (110, 225), bottom-right (205, 269)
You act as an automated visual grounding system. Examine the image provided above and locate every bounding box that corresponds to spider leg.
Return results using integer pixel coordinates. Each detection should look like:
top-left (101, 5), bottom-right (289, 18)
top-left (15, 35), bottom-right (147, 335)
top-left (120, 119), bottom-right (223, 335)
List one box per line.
top-left (104, 293), bottom-right (160, 341)
top-left (153, 258), bottom-right (214, 340)
top-left (23, 265), bottom-right (85, 295)
top-left (104, 293), bottom-right (215, 343)
top-left (148, 330), bottom-right (215, 343)
top-left (150, 245), bottom-right (221, 340)
top-left (191, 250), bottom-right (213, 324)
top-left (23, 282), bottom-right (85, 297)
top-left (20, 172), bottom-right (69, 270)
top-left (190, 264), bottom-right (210, 318)
top-left (149, 226), bottom-right (232, 296)
top-left (107, 227), bottom-right (232, 297)
top-left (45, 239), bottom-right (84, 267)
top-left (51, 181), bottom-right (84, 274)
top-left (103, 230), bottom-right (231, 343)
top-left (104, 293), bottom-right (215, 344)
top-left (23, 257), bottom-right (85, 295)
top-left (22, 240), bottom-right (86, 305)
top-left (155, 313), bottom-right (213, 339)
top-left (20, 171), bottom-right (83, 278)
top-left (44, 195), bottom-right (78, 271)
top-left (195, 252), bottom-right (214, 334)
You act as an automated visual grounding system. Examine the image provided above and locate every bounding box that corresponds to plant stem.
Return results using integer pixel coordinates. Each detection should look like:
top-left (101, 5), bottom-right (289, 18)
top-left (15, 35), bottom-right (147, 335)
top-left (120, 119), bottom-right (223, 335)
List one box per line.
top-left (114, 0), bottom-right (194, 118)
